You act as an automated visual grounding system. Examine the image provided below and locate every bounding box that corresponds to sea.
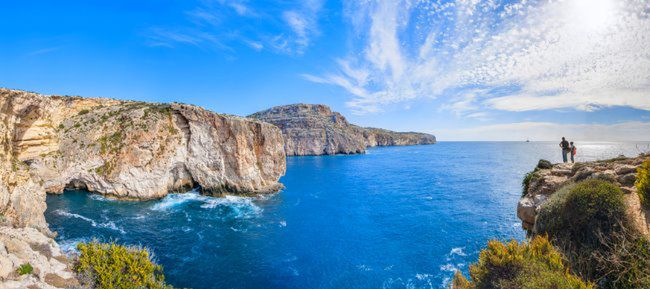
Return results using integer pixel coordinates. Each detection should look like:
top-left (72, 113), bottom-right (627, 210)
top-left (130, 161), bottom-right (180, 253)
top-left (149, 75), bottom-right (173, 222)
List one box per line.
top-left (45, 141), bottom-right (650, 289)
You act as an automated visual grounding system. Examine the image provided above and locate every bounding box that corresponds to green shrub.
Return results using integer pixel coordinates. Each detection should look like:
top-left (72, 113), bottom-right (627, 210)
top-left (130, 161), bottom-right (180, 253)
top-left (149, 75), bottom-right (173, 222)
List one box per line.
top-left (535, 179), bottom-right (650, 288)
top-left (75, 241), bottom-right (178, 289)
top-left (78, 109), bottom-right (90, 115)
top-left (17, 263), bottom-right (33, 275)
top-left (522, 169), bottom-right (539, 196)
top-left (535, 179), bottom-right (627, 251)
top-left (636, 159), bottom-right (650, 207)
top-left (450, 236), bottom-right (593, 289)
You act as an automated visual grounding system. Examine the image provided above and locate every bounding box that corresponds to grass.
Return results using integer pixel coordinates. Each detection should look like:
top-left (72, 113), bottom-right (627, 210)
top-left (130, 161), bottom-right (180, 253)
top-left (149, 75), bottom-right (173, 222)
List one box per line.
top-left (451, 236), bottom-right (593, 289)
top-left (635, 158), bottom-right (650, 207)
top-left (17, 263), bottom-right (33, 275)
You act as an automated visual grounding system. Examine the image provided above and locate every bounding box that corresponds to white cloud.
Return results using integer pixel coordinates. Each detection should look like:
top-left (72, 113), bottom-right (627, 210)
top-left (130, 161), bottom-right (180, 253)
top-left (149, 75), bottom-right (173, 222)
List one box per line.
top-left (148, 0), bottom-right (323, 55)
top-left (307, 0), bottom-right (650, 114)
top-left (281, 0), bottom-right (323, 54)
top-left (437, 121), bottom-right (650, 141)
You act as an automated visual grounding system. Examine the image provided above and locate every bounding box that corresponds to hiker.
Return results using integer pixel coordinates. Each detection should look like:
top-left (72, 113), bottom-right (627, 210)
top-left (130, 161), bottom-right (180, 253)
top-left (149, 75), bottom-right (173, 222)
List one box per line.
top-left (559, 137), bottom-right (570, 163)
top-left (570, 142), bottom-right (577, 163)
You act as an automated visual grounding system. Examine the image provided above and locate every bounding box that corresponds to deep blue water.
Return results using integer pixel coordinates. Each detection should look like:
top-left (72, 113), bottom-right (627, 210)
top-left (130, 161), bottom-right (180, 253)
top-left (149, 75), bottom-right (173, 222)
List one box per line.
top-left (45, 141), bottom-right (650, 289)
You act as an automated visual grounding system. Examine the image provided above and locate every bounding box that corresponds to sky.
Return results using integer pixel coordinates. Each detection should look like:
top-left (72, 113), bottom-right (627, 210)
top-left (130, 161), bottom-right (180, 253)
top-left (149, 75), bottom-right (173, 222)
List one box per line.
top-left (1, 0), bottom-right (649, 141)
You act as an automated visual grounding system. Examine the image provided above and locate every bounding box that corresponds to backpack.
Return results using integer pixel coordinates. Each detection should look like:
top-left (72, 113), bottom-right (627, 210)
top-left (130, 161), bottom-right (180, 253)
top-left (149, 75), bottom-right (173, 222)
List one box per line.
top-left (572, 146), bottom-right (577, 155)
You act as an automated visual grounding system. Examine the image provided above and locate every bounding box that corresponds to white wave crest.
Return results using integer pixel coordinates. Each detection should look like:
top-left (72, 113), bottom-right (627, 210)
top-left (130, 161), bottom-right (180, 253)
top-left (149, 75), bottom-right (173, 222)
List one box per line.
top-left (58, 237), bottom-right (90, 254)
top-left (150, 191), bottom-right (262, 219)
top-left (151, 191), bottom-right (206, 211)
top-left (200, 195), bottom-right (262, 218)
top-left (54, 209), bottom-right (97, 226)
top-left (54, 210), bottom-right (125, 234)
top-left (449, 247), bottom-right (467, 257)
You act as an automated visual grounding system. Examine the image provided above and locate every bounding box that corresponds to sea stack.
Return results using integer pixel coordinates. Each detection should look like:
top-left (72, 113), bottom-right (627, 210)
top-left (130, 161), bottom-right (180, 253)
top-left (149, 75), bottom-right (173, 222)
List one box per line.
top-left (249, 104), bottom-right (436, 156)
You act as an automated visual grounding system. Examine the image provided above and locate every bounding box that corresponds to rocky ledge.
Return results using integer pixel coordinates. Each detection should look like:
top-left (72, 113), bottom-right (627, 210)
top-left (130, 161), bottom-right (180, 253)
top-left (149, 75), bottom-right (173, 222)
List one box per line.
top-left (249, 104), bottom-right (436, 156)
top-left (517, 155), bottom-right (650, 236)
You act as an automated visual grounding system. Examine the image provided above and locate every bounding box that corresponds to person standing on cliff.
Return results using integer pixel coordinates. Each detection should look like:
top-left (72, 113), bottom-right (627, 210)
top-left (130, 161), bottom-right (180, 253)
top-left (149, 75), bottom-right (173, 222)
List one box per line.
top-left (570, 141), bottom-right (577, 163)
top-left (560, 137), bottom-right (570, 163)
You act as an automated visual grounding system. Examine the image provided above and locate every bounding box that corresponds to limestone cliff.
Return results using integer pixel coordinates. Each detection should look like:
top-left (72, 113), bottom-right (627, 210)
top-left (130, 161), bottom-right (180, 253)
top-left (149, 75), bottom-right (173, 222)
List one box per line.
top-left (517, 155), bottom-right (650, 237)
top-left (0, 88), bottom-right (287, 287)
top-left (249, 104), bottom-right (436, 156)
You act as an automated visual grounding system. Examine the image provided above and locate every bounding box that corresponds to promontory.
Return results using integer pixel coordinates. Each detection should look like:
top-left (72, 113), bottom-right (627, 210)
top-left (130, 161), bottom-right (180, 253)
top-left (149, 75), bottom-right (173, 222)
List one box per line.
top-left (249, 104), bottom-right (436, 156)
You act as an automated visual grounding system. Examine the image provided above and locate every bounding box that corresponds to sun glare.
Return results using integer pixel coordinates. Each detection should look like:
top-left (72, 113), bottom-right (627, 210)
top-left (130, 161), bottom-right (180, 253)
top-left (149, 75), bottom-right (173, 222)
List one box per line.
top-left (569, 0), bottom-right (617, 30)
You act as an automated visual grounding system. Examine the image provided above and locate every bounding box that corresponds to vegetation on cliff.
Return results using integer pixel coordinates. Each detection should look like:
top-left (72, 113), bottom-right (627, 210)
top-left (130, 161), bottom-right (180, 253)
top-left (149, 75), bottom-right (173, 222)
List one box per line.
top-left (535, 179), bottom-right (650, 289)
top-left (451, 236), bottom-right (593, 289)
top-left (75, 241), bottom-right (180, 289)
top-left (636, 159), bottom-right (650, 207)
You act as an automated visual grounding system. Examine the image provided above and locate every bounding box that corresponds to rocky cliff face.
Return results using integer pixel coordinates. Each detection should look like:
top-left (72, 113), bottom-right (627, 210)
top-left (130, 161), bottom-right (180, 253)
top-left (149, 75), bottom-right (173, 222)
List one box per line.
top-left (517, 156), bottom-right (649, 237)
top-left (1, 89), bottom-right (286, 203)
top-left (249, 104), bottom-right (436, 156)
top-left (0, 88), bottom-right (287, 287)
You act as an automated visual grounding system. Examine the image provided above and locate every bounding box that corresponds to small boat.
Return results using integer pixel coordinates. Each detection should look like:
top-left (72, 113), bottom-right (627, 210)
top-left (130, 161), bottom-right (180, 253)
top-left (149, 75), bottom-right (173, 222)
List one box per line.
top-left (525, 139), bottom-right (530, 142)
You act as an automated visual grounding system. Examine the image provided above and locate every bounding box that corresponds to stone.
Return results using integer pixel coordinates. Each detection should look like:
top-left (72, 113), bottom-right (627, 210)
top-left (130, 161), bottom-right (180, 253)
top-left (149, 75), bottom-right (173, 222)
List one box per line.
top-left (619, 173), bottom-right (637, 187)
top-left (44, 273), bottom-right (79, 288)
top-left (537, 159), bottom-right (552, 169)
top-left (615, 165), bottom-right (637, 175)
top-left (249, 104), bottom-right (436, 156)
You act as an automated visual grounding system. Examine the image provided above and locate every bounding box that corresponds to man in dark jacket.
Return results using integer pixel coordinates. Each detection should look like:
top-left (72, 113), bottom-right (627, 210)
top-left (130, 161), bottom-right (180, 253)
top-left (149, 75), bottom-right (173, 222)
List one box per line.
top-left (559, 137), bottom-right (570, 163)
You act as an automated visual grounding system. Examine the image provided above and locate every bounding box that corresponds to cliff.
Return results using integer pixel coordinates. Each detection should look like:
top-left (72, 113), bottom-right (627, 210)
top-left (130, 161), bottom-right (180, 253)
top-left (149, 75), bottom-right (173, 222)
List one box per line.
top-left (249, 104), bottom-right (436, 156)
top-left (517, 155), bottom-right (649, 237)
top-left (0, 88), bottom-right (286, 288)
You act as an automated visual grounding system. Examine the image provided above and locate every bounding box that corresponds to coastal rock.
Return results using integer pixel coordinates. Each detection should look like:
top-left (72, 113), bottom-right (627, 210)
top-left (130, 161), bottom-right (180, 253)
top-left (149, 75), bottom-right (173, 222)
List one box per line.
top-left (0, 226), bottom-right (77, 289)
top-left (249, 104), bottom-right (436, 156)
top-left (517, 155), bottom-right (650, 236)
top-left (1, 88), bottom-right (286, 201)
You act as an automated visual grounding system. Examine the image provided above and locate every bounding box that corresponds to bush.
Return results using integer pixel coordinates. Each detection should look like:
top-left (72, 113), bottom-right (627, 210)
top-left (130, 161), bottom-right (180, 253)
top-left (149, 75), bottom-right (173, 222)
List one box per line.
top-left (522, 169), bottom-right (539, 196)
top-left (535, 179), bottom-right (650, 288)
top-left (636, 159), bottom-right (650, 207)
top-left (450, 236), bottom-right (593, 289)
top-left (75, 241), bottom-right (178, 289)
top-left (535, 179), bottom-right (627, 251)
top-left (537, 159), bottom-right (552, 169)
top-left (17, 263), bottom-right (33, 275)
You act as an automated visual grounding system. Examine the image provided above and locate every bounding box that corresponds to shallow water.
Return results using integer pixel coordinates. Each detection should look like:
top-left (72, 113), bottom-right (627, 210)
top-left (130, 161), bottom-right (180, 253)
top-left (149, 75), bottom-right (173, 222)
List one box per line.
top-left (45, 141), bottom-right (650, 289)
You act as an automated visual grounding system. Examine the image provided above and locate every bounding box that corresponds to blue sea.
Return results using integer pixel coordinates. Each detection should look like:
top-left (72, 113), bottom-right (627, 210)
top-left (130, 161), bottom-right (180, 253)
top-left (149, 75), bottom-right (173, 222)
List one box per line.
top-left (45, 141), bottom-right (650, 289)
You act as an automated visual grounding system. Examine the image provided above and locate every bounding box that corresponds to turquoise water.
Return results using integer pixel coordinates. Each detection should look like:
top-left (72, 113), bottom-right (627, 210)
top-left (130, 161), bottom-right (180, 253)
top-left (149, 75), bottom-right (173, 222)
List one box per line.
top-left (45, 142), bottom-right (649, 289)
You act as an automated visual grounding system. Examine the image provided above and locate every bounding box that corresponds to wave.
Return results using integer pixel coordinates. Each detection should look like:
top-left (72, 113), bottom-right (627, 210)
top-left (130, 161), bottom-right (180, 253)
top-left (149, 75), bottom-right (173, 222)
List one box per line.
top-left (151, 191), bottom-right (206, 211)
top-left (89, 194), bottom-right (115, 202)
top-left (150, 191), bottom-right (262, 219)
top-left (54, 209), bottom-right (97, 226)
top-left (199, 195), bottom-right (262, 219)
top-left (54, 209), bottom-right (125, 234)
top-left (449, 247), bottom-right (467, 257)
top-left (98, 221), bottom-right (126, 234)
top-left (58, 237), bottom-right (90, 254)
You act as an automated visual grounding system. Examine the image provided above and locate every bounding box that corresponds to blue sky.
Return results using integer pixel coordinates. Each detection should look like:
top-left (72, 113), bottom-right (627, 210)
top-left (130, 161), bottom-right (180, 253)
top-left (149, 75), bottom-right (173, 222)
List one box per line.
top-left (1, 0), bottom-right (649, 141)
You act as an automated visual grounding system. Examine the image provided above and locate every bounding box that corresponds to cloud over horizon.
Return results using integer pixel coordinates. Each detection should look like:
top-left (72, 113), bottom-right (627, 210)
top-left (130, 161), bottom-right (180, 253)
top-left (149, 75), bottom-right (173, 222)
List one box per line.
top-left (304, 0), bottom-right (650, 115)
